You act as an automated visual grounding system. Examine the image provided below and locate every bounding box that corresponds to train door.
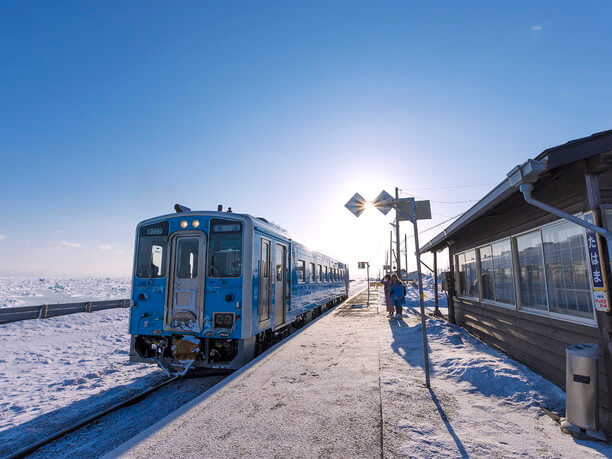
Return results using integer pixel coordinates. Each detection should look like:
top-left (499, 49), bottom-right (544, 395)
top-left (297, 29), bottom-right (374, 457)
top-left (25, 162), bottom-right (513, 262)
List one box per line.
top-left (273, 243), bottom-right (288, 328)
top-left (258, 239), bottom-right (271, 323)
top-left (165, 232), bottom-right (206, 332)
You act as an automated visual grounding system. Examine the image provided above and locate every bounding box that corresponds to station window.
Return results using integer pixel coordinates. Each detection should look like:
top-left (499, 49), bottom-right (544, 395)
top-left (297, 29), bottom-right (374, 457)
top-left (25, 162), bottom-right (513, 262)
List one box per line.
top-left (457, 250), bottom-right (478, 298)
top-left (542, 222), bottom-right (593, 318)
top-left (455, 217), bottom-right (594, 323)
top-left (297, 260), bottom-right (306, 283)
top-left (478, 239), bottom-right (514, 305)
top-left (515, 231), bottom-right (548, 311)
top-left (310, 262), bottom-right (316, 282)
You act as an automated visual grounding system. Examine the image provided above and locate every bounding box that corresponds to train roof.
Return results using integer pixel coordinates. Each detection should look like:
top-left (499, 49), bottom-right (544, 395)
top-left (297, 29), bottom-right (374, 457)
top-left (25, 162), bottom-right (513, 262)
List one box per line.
top-left (137, 210), bottom-right (287, 236)
top-left (136, 210), bottom-right (345, 265)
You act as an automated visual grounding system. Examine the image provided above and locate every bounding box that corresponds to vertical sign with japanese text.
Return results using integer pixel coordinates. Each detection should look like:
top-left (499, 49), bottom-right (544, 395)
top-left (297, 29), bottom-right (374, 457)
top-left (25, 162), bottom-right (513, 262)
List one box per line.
top-left (583, 211), bottom-right (610, 312)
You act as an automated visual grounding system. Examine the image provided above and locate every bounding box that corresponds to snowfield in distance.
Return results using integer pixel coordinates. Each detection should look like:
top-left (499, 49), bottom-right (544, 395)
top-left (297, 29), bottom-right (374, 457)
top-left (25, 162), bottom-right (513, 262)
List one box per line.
top-left (0, 276), bottom-right (131, 308)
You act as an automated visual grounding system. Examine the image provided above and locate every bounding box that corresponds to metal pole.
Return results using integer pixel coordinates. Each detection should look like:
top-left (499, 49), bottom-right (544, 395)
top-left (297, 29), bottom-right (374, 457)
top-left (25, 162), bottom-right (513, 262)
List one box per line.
top-left (389, 230), bottom-right (393, 274)
top-left (395, 187), bottom-right (401, 277)
top-left (367, 262), bottom-right (370, 305)
top-left (434, 250), bottom-right (439, 315)
top-left (412, 200), bottom-right (431, 388)
top-left (404, 233), bottom-right (408, 278)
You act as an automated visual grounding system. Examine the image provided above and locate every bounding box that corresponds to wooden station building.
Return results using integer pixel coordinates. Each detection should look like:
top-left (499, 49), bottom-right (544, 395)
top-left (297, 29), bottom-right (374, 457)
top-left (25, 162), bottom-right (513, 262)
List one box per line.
top-left (421, 129), bottom-right (612, 434)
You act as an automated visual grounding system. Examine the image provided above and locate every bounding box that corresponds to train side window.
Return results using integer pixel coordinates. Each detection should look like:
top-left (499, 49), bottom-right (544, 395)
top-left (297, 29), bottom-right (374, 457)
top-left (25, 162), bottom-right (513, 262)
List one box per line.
top-left (310, 262), bottom-right (316, 282)
top-left (324, 266), bottom-right (328, 282)
top-left (297, 260), bottom-right (306, 283)
top-left (318, 264), bottom-right (323, 281)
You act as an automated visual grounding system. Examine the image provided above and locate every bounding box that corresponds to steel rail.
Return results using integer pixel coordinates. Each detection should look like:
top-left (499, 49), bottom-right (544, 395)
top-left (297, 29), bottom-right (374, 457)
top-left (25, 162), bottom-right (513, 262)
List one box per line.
top-left (8, 289), bottom-right (360, 458)
top-left (8, 375), bottom-right (179, 459)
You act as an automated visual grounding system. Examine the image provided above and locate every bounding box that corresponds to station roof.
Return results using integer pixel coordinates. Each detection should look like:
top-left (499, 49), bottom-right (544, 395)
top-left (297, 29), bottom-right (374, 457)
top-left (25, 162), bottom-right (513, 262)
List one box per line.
top-left (420, 129), bottom-right (612, 254)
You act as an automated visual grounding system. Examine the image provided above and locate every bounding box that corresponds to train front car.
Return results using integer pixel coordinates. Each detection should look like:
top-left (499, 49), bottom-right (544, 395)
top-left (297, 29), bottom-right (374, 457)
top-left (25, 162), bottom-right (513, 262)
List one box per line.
top-left (129, 211), bottom-right (254, 375)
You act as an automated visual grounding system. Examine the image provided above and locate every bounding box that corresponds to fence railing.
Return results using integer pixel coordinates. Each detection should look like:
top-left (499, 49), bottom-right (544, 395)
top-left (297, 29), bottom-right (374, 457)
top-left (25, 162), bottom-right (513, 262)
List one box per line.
top-left (0, 298), bottom-right (131, 325)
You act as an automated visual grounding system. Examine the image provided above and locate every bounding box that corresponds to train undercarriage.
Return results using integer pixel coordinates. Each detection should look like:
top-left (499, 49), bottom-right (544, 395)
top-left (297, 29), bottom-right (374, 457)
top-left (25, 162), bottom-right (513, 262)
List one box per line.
top-left (130, 294), bottom-right (347, 376)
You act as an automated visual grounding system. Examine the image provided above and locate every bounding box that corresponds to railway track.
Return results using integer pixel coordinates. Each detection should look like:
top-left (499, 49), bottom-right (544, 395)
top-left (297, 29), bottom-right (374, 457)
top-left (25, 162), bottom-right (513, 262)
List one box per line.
top-left (8, 375), bottom-right (180, 459)
top-left (7, 286), bottom-right (367, 458)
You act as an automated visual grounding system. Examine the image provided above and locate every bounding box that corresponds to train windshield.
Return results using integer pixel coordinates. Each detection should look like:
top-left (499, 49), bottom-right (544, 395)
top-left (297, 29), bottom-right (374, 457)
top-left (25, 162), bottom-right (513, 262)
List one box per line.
top-left (135, 222), bottom-right (169, 278)
top-left (208, 219), bottom-right (242, 278)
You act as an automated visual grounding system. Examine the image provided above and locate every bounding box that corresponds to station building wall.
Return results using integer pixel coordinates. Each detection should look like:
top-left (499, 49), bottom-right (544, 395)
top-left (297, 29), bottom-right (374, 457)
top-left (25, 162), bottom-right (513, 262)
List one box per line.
top-left (446, 160), bottom-right (612, 433)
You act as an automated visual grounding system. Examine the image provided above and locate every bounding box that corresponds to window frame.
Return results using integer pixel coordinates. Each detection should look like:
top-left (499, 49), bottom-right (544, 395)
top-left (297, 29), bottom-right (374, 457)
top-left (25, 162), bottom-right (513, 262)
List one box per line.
top-left (475, 237), bottom-right (517, 310)
top-left (309, 262), bottom-right (316, 283)
top-left (207, 219), bottom-right (243, 279)
top-left (512, 218), bottom-right (596, 325)
top-left (455, 248), bottom-right (479, 300)
top-left (454, 216), bottom-right (597, 327)
top-left (297, 259), bottom-right (306, 284)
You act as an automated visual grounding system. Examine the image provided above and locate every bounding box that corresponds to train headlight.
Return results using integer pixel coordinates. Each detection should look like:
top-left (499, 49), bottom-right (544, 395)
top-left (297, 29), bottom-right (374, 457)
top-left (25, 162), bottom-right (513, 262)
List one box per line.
top-left (214, 313), bottom-right (234, 329)
top-left (180, 220), bottom-right (188, 228)
top-left (192, 220), bottom-right (200, 228)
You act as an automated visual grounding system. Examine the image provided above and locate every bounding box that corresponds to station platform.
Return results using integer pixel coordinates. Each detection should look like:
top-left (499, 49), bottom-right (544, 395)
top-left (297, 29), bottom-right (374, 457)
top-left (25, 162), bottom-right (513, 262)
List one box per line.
top-left (107, 288), bottom-right (610, 458)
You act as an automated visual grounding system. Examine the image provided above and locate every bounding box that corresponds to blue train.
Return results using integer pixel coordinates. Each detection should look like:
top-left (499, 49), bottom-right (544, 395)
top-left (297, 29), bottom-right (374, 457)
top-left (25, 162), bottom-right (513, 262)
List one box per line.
top-left (129, 205), bottom-right (349, 375)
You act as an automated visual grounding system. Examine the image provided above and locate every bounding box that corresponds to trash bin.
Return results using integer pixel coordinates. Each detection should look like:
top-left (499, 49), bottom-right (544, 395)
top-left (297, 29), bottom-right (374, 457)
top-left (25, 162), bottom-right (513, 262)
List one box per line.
top-left (565, 343), bottom-right (599, 431)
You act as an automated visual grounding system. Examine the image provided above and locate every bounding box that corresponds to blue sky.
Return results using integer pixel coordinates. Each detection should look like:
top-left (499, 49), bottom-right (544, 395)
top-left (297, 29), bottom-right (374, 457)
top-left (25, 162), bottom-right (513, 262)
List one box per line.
top-left (1, 1), bottom-right (611, 276)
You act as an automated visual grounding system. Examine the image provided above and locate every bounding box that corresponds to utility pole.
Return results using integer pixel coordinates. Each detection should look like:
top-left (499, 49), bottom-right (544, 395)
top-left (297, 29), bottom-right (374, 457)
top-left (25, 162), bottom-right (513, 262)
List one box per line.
top-left (345, 189), bottom-right (432, 388)
top-left (395, 187), bottom-right (401, 277)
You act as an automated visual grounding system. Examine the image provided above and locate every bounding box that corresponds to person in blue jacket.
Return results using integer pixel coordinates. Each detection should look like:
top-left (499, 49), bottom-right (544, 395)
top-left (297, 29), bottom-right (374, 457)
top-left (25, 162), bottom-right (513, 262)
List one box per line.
top-left (390, 274), bottom-right (406, 318)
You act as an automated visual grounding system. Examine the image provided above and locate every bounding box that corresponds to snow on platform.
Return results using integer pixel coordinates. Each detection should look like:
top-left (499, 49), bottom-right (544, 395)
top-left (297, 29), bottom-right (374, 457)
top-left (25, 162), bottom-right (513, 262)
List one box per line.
top-left (108, 288), bottom-right (610, 458)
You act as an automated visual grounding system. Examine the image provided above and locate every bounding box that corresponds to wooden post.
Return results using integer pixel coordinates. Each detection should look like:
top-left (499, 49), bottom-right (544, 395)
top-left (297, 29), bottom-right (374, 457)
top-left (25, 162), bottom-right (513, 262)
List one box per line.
top-left (584, 163), bottom-right (612, 431)
top-left (448, 249), bottom-right (456, 324)
top-left (433, 250), bottom-right (439, 315)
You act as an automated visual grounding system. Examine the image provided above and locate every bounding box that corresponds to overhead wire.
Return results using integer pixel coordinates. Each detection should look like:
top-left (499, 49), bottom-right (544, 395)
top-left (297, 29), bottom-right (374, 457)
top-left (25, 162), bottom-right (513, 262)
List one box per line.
top-left (400, 183), bottom-right (496, 191)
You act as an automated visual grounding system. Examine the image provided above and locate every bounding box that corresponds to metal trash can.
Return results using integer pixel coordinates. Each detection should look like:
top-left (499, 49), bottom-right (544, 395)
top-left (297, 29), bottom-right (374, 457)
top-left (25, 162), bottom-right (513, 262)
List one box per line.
top-left (565, 343), bottom-right (599, 431)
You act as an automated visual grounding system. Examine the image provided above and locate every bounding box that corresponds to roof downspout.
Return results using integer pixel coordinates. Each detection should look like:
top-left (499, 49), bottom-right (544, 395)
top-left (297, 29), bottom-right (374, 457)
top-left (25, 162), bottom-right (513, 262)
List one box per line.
top-left (507, 158), bottom-right (612, 239)
top-left (519, 183), bottom-right (612, 239)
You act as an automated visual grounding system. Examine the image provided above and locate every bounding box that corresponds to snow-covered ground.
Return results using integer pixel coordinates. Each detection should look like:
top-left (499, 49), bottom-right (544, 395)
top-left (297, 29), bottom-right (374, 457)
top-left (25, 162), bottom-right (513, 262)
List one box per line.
top-left (0, 308), bottom-right (165, 455)
top-left (0, 279), bottom-right (367, 456)
top-left (385, 288), bottom-right (610, 457)
top-left (109, 286), bottom-right (610, 458)
top-left (0, 276), bottom-right (130, 308)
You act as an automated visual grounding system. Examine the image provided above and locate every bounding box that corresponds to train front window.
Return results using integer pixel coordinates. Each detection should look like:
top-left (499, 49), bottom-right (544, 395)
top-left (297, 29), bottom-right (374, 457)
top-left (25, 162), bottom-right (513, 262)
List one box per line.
top-left (176, 238), bottom-right (199, 279)
top-left (135, 221), bottom-right (169, 278)
top-left (208, 219), bottom-right (242, 278)
top-left (136, 237), bottom-right (167, 278)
